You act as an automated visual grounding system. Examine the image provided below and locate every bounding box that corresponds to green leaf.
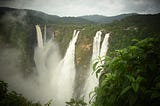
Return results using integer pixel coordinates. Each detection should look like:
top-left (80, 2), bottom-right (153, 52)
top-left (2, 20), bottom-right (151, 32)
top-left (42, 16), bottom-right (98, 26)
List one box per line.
top-left (96, 68), bottom-right (102, 78)
top-left (132, 83), bottom-right (139, 93)
top-left (131, 39), bottom-right (139, 42)
top-left (89, 91), bottom-right (95, 98)
top-left (136, 76), bottom-right (144, 83)
top-left (101, 78), bottom-right (108, 87)
top-left (119, 86), bottom-right (131, 96)
top-left (92, 61), bottom-right (99, 71)
top-left (126, 75), bottom-right (135, 82)
top-left (89, 90), bottom-right (97, 104)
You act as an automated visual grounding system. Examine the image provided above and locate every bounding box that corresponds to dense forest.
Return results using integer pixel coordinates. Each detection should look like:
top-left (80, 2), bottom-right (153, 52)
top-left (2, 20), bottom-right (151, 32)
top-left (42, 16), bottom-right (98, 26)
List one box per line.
top-left (0, 7), bottom-right (160, 106)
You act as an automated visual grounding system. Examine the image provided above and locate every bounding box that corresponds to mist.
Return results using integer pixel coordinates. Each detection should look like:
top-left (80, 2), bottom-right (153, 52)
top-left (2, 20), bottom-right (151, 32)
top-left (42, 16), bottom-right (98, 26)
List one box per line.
top-left (0, 39), bottom-right (62, 105)
top-left (0, 21), bottom-right (81, 106)
top-left (0, 10), bottom-right (27, 25)
top-left (0, 15), bottom-right (62, 104)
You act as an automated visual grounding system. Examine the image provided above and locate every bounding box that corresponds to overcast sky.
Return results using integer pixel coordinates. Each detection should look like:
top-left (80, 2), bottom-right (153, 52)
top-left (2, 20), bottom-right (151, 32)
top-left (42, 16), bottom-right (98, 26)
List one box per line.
top-left (0, 0), bottom-right (160, 16)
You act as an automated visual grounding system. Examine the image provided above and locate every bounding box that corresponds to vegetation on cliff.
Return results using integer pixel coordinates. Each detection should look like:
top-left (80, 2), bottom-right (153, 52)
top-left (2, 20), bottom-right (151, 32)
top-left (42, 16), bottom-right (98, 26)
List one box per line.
top-left (92, 38), bottom-right (160, 106)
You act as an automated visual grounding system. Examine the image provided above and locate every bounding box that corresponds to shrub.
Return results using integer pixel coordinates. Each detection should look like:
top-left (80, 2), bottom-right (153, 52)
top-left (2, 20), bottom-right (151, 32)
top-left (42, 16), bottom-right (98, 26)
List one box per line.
top-left (92, 38), bottom-right (160, 106)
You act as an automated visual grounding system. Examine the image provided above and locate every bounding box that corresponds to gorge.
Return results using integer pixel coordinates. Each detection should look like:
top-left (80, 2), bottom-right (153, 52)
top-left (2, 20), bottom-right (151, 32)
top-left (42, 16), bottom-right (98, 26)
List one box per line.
top-left (0, 7), bottom-right (160, 106)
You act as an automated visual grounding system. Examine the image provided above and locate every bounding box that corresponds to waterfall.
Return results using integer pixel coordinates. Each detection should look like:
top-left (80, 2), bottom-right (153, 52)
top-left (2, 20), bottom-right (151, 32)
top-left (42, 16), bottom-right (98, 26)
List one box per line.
top-left (83, 31), bottom-right (110, 104)
top-left (83, 31), bottom-right (102, 103)
top-left (35, 25), bottom-right (109, 105)
top-left (100, 33), bottom-right (110, 57)
top-left (92, 31), bottom-right (102, 61)
top-left (56, 30), bottom-right (80, 106)
top-left (35, 25), bottom-right (44, 48)
top-left (35, 25), bottom-right (79, 106)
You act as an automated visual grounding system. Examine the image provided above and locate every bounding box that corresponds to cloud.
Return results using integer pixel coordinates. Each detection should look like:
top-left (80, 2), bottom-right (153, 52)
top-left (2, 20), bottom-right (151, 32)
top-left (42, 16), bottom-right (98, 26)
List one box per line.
top-left (121, 0), bottom-right (160, 14)
top-left (0, 0), bottom-right (160, 16)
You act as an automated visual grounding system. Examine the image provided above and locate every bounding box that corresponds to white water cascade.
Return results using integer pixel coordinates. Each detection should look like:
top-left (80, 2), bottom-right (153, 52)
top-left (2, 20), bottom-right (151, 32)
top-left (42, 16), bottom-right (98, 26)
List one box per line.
top-left (83, 31), bottom-right (110, 104)
top-left (34, 25), bottom-right (79, 106)
top-left (34, 25), bottom-right (61, 104)
top-left (100, 33), bottom-right (110, 57)
top-left (56, 30), bottom-right (80, 106)
top-left (35, 25), bottom-right (44, 48)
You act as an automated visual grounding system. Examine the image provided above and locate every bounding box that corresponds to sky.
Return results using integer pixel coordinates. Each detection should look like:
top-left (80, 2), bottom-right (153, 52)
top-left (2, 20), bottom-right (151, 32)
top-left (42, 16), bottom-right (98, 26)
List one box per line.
top-left (0, 0), bottom-right (160, 16)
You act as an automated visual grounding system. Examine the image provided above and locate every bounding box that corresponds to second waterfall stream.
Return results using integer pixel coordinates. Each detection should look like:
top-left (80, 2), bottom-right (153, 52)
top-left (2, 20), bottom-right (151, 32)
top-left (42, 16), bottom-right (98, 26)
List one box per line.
top-left (83, 31), bottom-right (110, 105)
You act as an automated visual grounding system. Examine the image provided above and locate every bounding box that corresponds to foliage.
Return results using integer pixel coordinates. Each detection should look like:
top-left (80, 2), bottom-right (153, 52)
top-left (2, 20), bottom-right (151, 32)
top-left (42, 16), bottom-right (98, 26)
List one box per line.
top-left (0, 80), bottom-right (42, 106)
top-left (66, 98), bottom-right (87, 106)
top-left (92, 38), bottom-right (160, 106)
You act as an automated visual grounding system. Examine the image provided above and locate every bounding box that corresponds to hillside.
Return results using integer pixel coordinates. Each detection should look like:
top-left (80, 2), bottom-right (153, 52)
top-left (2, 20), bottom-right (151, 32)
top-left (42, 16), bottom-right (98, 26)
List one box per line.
top-left (0, 7), bottom-right (94, 25)
top-left (0, 7), bottom-right (137, 24)
top-left (79, 14), bottom-right (136, 24)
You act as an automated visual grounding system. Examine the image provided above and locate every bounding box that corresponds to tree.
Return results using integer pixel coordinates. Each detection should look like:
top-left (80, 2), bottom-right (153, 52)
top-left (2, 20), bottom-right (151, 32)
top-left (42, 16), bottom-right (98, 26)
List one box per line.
top-left (0, 80), bottom-right (41, 106)
top-left (92, 38), bottom-right (160, 106)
